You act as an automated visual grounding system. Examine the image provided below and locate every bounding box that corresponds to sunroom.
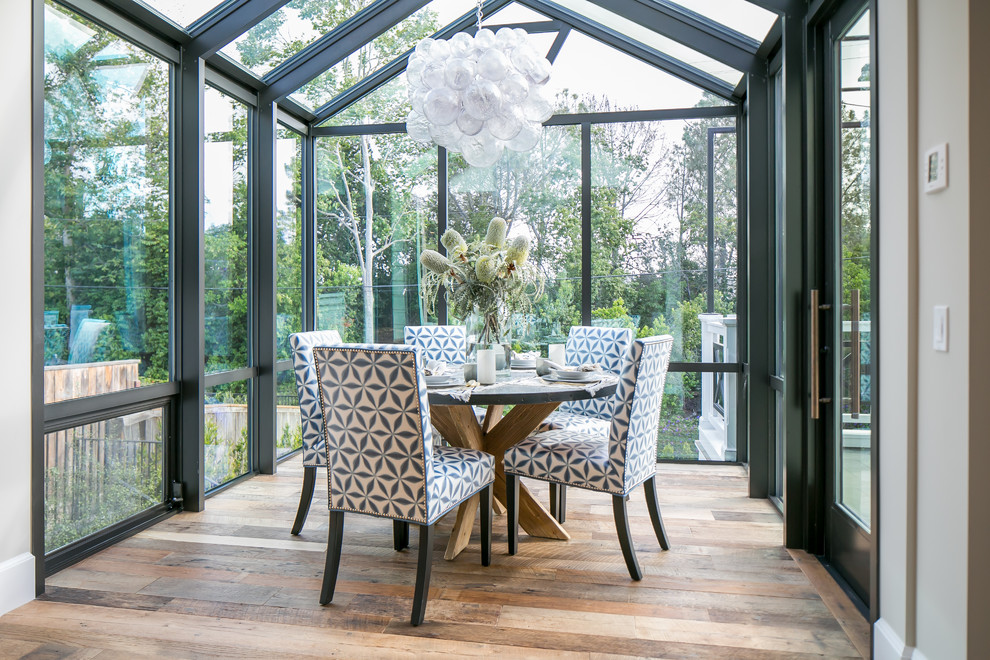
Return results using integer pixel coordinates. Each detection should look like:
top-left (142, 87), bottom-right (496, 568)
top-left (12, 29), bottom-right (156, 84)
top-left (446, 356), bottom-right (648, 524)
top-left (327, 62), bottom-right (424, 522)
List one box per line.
top-left (11, 0), bottom-right (886, 654)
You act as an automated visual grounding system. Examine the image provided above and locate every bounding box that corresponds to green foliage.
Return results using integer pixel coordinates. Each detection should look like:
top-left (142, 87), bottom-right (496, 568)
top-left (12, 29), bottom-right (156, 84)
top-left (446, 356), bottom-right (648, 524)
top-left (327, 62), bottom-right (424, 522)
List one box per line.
top-left (44, 425), bottom-right (163, 553)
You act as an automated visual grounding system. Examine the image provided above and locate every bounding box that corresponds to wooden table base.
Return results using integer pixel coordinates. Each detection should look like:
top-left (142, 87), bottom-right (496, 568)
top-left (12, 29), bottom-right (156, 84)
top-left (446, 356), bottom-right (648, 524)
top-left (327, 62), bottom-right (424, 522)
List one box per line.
top-left (431, 402), bottom-right (570, 560)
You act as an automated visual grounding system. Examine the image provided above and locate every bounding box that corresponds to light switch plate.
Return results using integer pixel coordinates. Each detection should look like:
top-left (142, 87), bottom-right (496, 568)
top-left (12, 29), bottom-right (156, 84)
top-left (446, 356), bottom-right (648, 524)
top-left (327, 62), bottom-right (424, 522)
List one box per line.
top-left (933, 305), bottom-right (949, 351)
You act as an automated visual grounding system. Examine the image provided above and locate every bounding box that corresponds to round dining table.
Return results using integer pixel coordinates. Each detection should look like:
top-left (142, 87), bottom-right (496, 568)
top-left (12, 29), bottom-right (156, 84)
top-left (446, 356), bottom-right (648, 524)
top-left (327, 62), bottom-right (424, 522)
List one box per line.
top-left (427, 370), bottom-right (618, 560)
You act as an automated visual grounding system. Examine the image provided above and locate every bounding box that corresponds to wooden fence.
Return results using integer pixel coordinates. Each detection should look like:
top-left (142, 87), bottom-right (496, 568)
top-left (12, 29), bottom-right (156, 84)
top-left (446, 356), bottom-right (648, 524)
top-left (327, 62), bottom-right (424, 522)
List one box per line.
top-left (44, 360), bottom-right (142, 404)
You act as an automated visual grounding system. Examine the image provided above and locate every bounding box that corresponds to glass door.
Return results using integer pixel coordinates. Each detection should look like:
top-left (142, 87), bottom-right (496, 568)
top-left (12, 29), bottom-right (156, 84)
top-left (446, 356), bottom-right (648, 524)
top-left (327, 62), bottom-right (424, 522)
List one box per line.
top-left (818, 4), bottom-right (875, 610)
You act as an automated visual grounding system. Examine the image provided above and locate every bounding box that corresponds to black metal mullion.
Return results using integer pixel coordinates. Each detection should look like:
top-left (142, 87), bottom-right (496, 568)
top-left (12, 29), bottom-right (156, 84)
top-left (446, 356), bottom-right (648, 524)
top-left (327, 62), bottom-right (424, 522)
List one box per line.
top-left (31, 0), bottom-right (47, 594)
top-left (44, 383), bottom-right (181, 427)
top-left (545, 105), bottom-right (737, 126)
top-left (204, 367), bottom-right (259, 388)
top-left (255, 99), bottom-right (278, 475)
top-left (545, 26), bottom-right (570, 63)
top-left (313, 123), bottom-right (407, 137)
top-left (581, 122), bottom-right (591, 326)
top-left (176, 50), bottom-right (206, 513)
top-left (262, 0), bottom-right (431, 103)
top-left (187, 0), bottom-right (291, 59)
top-left (302, 133), bottom-right (316, 331)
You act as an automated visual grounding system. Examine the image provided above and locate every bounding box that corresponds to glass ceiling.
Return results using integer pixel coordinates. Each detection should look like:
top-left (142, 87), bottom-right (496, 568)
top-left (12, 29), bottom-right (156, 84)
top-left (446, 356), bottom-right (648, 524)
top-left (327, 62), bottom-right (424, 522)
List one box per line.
top-left (138, 0), bottom-right (778, 112)
top-left (221, 0), bottom-right (380, 77)
top-left (553, 0), bottom-right (743, 86)
top-left (662, 0), bottom-right (777, 43)
top-left (547, 31), bottom-right (722, 112)
top-left (135, 0), bottom-right (227, 28)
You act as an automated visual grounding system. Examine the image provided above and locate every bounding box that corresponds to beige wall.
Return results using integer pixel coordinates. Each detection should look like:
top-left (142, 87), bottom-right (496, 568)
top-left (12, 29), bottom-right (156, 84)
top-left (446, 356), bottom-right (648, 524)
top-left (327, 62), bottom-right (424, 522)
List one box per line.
top-left (966, 1), bottom-right (990, 655)
top-left (877, 0), bottom-right (990, 657)
top-left (877, 0), bottom-right (917, 650)
top-left (0, 0), bottom-right (37, 615)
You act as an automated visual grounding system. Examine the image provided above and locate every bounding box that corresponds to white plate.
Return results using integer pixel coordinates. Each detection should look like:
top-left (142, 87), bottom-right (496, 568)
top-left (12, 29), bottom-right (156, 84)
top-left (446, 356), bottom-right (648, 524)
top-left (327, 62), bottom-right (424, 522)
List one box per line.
top-left (511, 359), bottom-right (537, 369)
top-left (548, 370), bottom-right (598, 383)
top-left (425, 375), bottom-right (459, 387)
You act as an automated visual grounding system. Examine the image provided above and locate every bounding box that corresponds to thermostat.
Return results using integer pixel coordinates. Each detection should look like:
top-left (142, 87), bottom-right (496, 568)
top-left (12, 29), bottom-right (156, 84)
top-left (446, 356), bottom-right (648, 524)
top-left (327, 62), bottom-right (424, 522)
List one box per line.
top-left (924, 143), bottom-right (948, 193)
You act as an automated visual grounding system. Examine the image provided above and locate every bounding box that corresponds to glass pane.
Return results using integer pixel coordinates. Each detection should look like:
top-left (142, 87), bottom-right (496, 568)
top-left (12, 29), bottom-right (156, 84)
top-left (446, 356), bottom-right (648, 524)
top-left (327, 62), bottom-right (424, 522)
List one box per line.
top-left (134, 0), bottom-right (226, 27)
top-left (43, 3), bottom-right (171, 403)
top-left (323, 73), bottom-right (411, 127)
top-left (205, 381), bottom-right (251, 490)
top-left (483, 2), bottom-right (549, 23)
top-left (289, 0), bottom-right (477, 110)
top-left (277, 369), bottom-right (302, 458)
top-left (45, 408), bottom-right (165, 552)
top-left (204, 87), bottom-right (249, 374)
top-left (836, 10), bottom-right (872, 529)
top-left (315, 135), bottom-right (438, 342)
top-left (276, 127), bottom-right (303, 360)
top-left (664, 0), bottom-right (778, 42)
top-left (591, 117), bottom-right (737, 462)
top-left (220, 0), bottom-right (379, 77)
top-left (548, 31), bottom-right (724, 113)
top-left (447, 125), bottom-right (582, 350)
top-left (553, 0), bottom-right (743, 85)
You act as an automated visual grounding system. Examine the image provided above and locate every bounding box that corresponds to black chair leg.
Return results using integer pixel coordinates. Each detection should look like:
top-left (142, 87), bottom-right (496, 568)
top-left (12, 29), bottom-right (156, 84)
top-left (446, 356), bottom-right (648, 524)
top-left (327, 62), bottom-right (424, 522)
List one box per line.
top-left (320, 511), bottom-right (345, 605)
top-left (480, 484), bottom-right (492, 567)
top-left (291, 466), bottom-right (316, 535)
top-left (612, 495), bottom-right (643, 581)
top-left (393, 521), bottom-right (409, 551)
top-left (411, 523), bottom-right (436, 626)
top-left (644, 476), bottom-right (670, 551)
top-left (506, 473), bottom-right (519, 555)
top-left (549, 483), bottom-right (566, 523)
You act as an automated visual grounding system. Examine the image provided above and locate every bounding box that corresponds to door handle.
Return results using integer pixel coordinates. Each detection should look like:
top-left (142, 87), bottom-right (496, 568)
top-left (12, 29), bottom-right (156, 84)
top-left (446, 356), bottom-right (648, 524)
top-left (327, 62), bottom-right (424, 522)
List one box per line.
top-left (810, 289), bottom-right (831, 420)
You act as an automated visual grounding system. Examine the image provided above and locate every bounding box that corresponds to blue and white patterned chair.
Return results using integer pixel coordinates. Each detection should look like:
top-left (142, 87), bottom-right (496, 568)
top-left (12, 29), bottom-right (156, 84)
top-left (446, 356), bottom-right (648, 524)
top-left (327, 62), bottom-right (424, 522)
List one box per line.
top-left (287, 330), bottom-right (342, 535)
top-left (505, 335), bottom-right (674, 580)
top-left (312, 343), bottom-right (495, 626)
top-left (540, 326), bottom-right (634, 521)
top-left (403, 325), bottom-right (467, 364)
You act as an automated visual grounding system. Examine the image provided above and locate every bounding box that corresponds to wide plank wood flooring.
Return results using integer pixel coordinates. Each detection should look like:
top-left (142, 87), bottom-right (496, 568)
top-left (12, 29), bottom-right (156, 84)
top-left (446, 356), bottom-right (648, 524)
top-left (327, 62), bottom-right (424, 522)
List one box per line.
top-left (0, 458), bottom-right (869, 659)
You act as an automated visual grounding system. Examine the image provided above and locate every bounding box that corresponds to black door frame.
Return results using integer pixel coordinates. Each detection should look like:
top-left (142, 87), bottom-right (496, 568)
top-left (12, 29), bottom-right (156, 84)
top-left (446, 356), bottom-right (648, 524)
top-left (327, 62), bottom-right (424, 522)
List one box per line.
top-left (805, 0), bottom-right (879, 621)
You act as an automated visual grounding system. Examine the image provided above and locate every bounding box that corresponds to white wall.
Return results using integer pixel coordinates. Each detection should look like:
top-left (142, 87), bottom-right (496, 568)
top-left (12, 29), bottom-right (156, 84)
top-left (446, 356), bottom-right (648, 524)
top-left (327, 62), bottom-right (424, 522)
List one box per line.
top-left (0, 0), bottom-right (37, 616)
top-left (876, 0), bottom-right (990, 658)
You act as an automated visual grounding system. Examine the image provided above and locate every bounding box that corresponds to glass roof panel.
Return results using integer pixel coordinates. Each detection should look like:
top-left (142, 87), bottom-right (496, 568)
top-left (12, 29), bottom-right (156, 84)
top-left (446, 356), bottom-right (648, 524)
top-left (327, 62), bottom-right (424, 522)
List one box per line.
top-left (221, 0), bottom-right (379, 77)
top-left (552, 0), bottom-right (743, 86)
top-left (547, 31), bottom-right (725, 112)
top-left (661, 0), bottom-right (777, 42)
top-left (482, 3), bottom-right (550, 23)
top-left (289, 0), bottom-right (484, 111)
top-left (134, 0), bottom-right (228, 27)
top-left (321, 32), bottom-right (558, 126)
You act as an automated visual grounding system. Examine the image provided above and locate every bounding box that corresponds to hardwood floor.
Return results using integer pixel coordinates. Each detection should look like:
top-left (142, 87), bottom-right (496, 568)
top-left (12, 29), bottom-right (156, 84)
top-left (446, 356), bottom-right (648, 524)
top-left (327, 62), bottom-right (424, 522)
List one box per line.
top-left (0, 458), bottom-right (869, 659)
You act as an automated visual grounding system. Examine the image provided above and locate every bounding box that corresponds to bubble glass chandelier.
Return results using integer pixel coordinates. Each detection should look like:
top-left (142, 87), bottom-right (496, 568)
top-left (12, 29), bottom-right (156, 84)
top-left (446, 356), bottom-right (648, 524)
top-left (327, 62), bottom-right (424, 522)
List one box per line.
top-left (405, 1), bottom-right (554, 167)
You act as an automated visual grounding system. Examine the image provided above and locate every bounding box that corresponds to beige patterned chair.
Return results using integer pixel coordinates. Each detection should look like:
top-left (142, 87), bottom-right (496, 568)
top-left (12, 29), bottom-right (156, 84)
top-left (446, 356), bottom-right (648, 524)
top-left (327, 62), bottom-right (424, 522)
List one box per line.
top-left (313, 343), bottom-right (495, 626)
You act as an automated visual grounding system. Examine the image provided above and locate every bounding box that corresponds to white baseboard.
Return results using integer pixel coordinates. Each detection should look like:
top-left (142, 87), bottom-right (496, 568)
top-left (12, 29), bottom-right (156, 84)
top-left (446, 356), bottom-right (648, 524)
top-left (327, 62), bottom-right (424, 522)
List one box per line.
top-left (875, 617), bottom-right (917, 660)
top-left (0, 552), bottom-right (35, 616)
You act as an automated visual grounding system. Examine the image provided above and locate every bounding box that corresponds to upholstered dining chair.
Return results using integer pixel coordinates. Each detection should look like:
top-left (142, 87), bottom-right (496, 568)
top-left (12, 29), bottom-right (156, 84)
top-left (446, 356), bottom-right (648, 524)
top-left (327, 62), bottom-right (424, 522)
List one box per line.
top-left (505, 335), bottom-right (674, 581)
top-left (403, 325), bottom-right (467, 364)
top-left (540, 325), bottom-right (634, 522)
top-left (288, 329), bottom-right (342, 535)
top-left (312, 343), bottom-right (494, 626)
